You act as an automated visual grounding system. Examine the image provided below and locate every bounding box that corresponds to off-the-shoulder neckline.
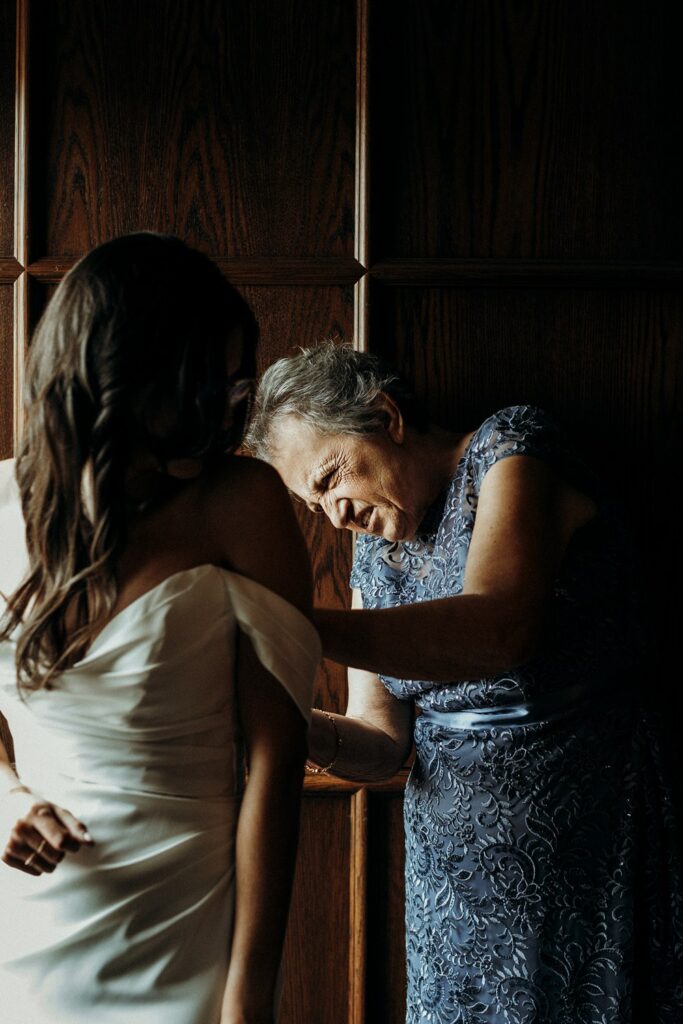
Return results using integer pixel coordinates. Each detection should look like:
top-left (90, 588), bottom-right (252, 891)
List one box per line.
top-left (84, 564), bottom-right (312, 658)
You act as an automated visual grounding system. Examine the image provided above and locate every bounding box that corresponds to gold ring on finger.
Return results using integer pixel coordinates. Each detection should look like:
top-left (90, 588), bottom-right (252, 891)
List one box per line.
top-left (36, 839), bottom-right (47, 856)
top-left (24, 852), bottom-right (36, 867)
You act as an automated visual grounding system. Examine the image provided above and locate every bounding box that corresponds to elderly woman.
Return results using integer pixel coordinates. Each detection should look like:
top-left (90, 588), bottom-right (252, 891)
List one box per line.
top-left (246, 342), bottom-right (682, 1024)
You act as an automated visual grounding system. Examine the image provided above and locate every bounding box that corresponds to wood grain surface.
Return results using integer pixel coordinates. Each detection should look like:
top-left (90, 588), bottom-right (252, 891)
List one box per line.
top-left (0, 284), bottom-right (14, 460)
top-left (371, 284), bottom-right (681, 478)
top-left (280, 795), bottom-right (352, 1024)
top-left (367, 792), bottom-right (406, 1024)
top-left (243, 284), bottom-right (356, 710)
top-left (0, 0), bottom-right (15, 255)
top-left (0, 279), bottom-right (14, 760)
top-left (29, 0), bottom-right (356, 259)
top-left (370, 0), bottom-right (683, 260)
top-left (371, 281), bottom-right (682, 724)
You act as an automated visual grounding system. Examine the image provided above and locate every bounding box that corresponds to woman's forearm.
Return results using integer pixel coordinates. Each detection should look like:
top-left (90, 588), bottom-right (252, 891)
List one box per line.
top-left (308, 709), bottom-right (410, 783)
top-left (314, 593), bottom-right (539, 683)
top-left (221, 754), bottom-right (304, 1021)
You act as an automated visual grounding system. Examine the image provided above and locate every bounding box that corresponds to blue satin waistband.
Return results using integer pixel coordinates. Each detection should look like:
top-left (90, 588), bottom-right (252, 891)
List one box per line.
top-left (419, 681), bottom-right (618, 731)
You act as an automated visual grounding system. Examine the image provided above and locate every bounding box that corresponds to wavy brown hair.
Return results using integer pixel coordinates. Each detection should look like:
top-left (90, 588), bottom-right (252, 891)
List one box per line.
top-left (0, 233), bottom-right (257, 692)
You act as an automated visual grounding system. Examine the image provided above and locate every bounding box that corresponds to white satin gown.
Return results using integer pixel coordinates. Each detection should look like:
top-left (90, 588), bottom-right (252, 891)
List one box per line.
top-left (0, 480), bottom-right (320, 1024)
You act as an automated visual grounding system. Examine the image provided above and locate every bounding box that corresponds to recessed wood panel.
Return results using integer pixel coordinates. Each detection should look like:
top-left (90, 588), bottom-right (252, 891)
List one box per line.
top-left (29, 0), bottom-right (356, 259)
top-left (245, 284), bottom-right (356, 711)
top-left (0, 1), bottom-right (15, 255)
top-left (0, 284), bottom-right (14, 458)
top-left (371, 284), bottom-right (681, 488)
top-left (0, 281), bottom-right (14, 761)
top-left (367, 792), bottom-right (406, 1023)
top-left (281, 795), bottom-right (352, 1024)
top-left (372, 281), bottom-right (682, 760)
top-left (371, 0), bottom-right (683, 259)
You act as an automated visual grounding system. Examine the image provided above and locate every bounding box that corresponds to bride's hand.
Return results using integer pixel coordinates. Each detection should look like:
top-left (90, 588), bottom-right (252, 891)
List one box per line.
top-left (0, 787), bottom-right (94, 876)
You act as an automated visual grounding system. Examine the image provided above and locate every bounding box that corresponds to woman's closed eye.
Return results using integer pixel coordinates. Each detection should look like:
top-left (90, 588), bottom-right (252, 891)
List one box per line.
top-left (288, 489), bottom-right (325, 515)
top-left (300, 464), bottom-right (339, 514)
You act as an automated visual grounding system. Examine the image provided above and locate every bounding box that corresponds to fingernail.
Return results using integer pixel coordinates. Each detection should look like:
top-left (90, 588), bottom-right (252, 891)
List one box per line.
top-left (81, 829), bottom-right (94, 843)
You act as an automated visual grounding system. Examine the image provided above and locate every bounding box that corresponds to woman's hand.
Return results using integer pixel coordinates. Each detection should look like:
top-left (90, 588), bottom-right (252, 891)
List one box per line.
top-left (0, 787), bottom-right (94, 876)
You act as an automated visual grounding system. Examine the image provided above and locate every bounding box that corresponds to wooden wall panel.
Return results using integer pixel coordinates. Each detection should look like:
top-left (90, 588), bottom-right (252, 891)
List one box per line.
top-left (243, 283), bottom-right (356, 710)
top-left (370, 284), bottom-right (681, 486)
top-left (367, 792), bottom-right (406, 1024)
top-left (0, 283), bottom-right (14, 762)
top-left (0, 1), bottom-right (15, 254)
top-left (372, 281), bottom-right (683, 746)
top-left (29, 0), bottom-right (356, 259)
top-left (0, 285), bottom-right (13, 459)
top-left (246, 285), bottom-right (356, 375)
top-left (281, 795), bottom-right (352, 1024)
top-left (370, 0), bottom-right (683, 259)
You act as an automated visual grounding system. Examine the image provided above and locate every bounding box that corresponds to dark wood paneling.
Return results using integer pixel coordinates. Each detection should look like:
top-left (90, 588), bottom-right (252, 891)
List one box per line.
top-left (371, 284), bottom-right (681, 483)
top-left (25, 278), bottom-right (56, 344)
top-left (1, 280), bottom-right (14, 761)
top-left (0, 284), bottom-right (13, 458)
top-left (367, 792), bottom-right (406, 1023)
top-left (245, 284), bottom-right (356, 711)
top-left (0, 0), bottom-right (15, 254)
top-left (371, 0), bottom-right (683, 260)
top-left (29, 0), bottom-right (356, 259)
top-left (372, 281), bottom-right (682, 761)
top-left (281, 795), bottom-right (352, 1024)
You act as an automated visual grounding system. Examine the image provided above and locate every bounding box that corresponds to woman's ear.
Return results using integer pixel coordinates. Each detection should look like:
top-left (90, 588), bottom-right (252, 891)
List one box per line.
top-left (376, 392), bottom-right (405, 444)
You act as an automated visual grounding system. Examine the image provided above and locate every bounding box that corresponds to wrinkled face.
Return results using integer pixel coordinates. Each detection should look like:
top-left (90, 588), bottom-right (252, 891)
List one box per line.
top-left (270, 414), bottom-right (431, 542)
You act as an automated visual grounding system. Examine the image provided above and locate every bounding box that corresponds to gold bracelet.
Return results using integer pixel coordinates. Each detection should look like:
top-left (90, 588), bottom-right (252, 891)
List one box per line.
top-left (305, 711), bottom-right (343, 776)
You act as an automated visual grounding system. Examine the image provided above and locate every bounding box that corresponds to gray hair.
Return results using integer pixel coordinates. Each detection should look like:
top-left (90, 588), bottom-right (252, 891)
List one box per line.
top-left (245, 341), bottom-right (427, 460)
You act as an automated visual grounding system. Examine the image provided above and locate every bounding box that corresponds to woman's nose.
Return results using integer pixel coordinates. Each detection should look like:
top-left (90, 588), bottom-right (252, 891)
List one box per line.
top-left (327, 498), bottom-right (352, 529)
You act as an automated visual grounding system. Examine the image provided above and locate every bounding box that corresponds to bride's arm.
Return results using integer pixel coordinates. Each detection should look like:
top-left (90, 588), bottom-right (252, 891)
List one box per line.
top-left (216, 458), bottom-right (312, 1024)
top-left (220, 631), bottom-right (308, 1024)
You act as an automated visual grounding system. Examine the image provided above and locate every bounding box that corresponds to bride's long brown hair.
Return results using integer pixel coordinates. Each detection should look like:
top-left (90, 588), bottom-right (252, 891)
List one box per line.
top-left (0, 233), bottom-right (257, 692)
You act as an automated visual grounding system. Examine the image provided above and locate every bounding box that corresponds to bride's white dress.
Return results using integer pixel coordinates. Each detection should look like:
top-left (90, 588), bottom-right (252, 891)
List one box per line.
top-left (0, 544), bottom-right (320, 1023)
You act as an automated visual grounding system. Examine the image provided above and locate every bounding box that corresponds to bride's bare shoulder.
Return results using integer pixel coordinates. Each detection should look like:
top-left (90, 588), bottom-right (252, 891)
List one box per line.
top-left (200, 456), bottom-right (312, 614)
top-left (203, 454), bottom-right (289, 512)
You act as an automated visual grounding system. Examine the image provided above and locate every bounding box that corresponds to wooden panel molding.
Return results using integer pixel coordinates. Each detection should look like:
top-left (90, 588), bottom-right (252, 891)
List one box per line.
top-left (369, 259), bottom-right (683, 289)
top-left (25, 256), bottom-right (365, 286)
top-left (280, 795), bottom-right (353, 1024)
top-left (0, 259), bottom-right (23, 283)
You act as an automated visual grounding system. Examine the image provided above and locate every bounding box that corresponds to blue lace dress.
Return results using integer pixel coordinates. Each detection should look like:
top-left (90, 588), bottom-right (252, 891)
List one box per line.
top-left (350, 406), bottom-right (682, 1024)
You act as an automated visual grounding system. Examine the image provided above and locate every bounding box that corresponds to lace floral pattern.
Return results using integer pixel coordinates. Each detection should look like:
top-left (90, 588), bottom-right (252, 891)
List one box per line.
top-left (350, 406), bottom-right (683, 1023)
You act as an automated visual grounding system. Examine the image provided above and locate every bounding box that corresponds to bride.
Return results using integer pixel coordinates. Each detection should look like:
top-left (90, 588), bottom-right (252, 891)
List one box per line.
top-left (0, 233), bottom-right (320, 1024)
